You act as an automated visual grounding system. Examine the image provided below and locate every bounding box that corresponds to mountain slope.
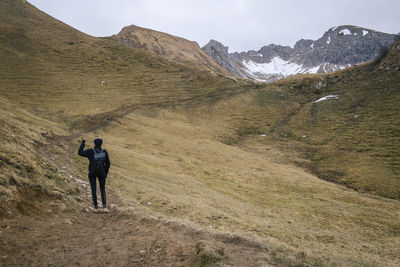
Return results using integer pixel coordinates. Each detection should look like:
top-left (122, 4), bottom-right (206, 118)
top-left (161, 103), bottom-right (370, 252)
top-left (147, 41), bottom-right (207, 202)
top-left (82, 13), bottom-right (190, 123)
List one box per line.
top-left (210, 39), bottom-right (400, 199)
top-left (0, 0), bottom-right (242, 120)
top-left (203, 25), bottom-right (397, 82)
top-left (115, 25), bottom-right (232, 76)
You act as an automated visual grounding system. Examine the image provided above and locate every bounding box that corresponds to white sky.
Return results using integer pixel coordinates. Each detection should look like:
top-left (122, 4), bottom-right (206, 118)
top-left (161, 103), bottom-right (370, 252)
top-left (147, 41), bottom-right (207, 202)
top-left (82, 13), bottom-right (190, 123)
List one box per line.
top-left (28, 0), bottom-right (400, 52)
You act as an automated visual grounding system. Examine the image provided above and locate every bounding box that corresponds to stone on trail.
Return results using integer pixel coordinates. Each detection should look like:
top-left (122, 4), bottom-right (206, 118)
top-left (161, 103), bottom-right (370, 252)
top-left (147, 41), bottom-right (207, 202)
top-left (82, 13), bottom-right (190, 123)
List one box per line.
top-left (101, 208), bottom-right (110, 213)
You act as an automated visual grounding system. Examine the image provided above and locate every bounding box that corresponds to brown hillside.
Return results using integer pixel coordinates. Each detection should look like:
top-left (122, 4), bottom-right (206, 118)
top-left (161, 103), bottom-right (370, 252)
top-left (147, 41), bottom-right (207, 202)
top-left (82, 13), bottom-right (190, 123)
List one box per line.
top-left (115, 25), bottom-right (232, 76)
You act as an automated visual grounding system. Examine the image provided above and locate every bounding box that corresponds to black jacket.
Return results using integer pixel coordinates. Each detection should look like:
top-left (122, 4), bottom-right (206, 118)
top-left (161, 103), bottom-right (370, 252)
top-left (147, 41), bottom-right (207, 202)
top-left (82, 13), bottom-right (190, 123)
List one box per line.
top-left (78, 141), bottom-right (111, 176)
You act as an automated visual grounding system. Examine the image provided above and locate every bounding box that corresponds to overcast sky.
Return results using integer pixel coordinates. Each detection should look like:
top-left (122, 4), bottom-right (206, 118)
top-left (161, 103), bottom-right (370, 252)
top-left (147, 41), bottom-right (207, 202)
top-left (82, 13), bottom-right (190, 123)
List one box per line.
top-left (28, 0), bottom-right (400, 52)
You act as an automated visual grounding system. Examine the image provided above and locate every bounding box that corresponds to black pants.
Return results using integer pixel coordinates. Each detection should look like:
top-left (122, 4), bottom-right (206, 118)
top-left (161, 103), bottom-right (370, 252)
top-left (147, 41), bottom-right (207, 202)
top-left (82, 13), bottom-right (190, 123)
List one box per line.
top-left (89, 171), bottom-right (106, 208)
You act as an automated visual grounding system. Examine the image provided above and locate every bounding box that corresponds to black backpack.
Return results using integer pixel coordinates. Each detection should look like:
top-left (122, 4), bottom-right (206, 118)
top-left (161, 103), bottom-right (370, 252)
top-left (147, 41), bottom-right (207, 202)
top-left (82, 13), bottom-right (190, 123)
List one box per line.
top-left (93, 148), bottom-right (106, 173)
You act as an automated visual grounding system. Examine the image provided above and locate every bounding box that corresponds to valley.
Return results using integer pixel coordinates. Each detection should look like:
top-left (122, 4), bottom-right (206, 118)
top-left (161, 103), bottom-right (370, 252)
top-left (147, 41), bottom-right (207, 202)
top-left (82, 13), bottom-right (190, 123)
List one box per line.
top-left (1, 0), bottom-right (400, 266)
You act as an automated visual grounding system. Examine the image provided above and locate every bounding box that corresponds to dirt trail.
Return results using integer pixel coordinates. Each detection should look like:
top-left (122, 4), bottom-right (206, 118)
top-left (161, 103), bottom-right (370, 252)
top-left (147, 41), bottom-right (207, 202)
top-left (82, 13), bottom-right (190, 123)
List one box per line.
top-left (1, 133), bottom-right (274, 266)
top-left (1, 185), bottom-right (273, 266)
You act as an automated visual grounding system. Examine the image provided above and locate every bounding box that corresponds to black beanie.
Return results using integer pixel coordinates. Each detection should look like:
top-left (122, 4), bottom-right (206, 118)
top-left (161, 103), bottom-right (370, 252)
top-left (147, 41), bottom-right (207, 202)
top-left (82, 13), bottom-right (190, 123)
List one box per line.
top-left (94, 138), bottom-right (103, 147)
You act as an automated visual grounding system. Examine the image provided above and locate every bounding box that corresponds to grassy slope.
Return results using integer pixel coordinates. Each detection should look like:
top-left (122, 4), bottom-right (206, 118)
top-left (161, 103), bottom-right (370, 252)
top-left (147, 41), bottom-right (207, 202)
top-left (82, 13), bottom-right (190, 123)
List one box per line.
top-left (185, 43), bottom-right (400, 199)
top-left (236, 48), bottom-right (400, 199)
top-left (89, 106), bottom-right (400, 266)
top-left (0, 0), bottom-right (242, 120)
top-left (1, 0), bottom-right (399, 265)
top-left (288, 67), bottom-right (400, 198)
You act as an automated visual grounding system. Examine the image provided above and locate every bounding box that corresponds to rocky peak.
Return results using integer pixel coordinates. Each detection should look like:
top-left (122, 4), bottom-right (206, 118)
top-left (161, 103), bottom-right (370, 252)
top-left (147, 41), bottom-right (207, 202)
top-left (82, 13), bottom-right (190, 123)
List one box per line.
top-left (328, 25), bottom-right (373, 37)
top-left (202, 40), bottom-right (246, 77)
top-left (203, 39), bottom-right (229, 54)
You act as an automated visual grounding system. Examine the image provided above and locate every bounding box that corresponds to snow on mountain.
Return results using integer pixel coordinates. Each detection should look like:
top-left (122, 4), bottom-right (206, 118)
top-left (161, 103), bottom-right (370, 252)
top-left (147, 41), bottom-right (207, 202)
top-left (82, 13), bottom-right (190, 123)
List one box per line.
top-left (242, 57), bottom-right (319, 76)
top-left (339, 29), bottom-right (352, 35)
top-left (202, 25), bottom-right (397, 83)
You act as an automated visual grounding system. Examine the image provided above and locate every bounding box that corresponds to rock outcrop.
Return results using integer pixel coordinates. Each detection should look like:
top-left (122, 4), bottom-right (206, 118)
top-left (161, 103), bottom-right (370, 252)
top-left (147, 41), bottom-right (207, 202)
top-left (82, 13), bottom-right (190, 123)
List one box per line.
top-left (202, 40), bottom-right (246, 77)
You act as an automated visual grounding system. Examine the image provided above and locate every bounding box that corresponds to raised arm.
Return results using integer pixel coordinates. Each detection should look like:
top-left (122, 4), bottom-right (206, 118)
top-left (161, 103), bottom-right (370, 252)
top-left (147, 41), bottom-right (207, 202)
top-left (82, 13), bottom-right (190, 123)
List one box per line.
top-left (78, 139), bottom-right (91, 158)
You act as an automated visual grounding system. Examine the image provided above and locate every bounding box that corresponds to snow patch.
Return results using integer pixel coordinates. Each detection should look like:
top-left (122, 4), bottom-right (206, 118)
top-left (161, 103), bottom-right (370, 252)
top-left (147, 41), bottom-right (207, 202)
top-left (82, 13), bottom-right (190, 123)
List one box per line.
top-left (340, 64), bottom-right (351, 70)
top-left (314, 95), bottom-right (339, 103)
top-left (339, 29), bottom-right (352, 35)
top-left (322, 63), bottom-right (327, 73)
top-left (327, 36), bottom-right (331, 45)
top-left (362, 30), bottom-right (368, 36)
top-left (307, 66), bottom-right (320, 73)
top-left (242, 57), bottom-right (319, 77)
top-left (311, 43), bottom-right (314, 49)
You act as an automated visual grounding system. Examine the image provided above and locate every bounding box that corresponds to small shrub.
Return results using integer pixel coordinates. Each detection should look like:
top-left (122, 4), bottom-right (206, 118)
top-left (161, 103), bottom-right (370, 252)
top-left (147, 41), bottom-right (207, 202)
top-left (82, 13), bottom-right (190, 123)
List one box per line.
top-left (196, 241), bottom-right (224, 266)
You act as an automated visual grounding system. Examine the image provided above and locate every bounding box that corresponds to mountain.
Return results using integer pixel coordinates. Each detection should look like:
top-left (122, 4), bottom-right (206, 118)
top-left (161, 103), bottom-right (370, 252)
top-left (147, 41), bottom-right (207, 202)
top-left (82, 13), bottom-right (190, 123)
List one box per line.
top-left (114, 25), bottom-right (231, 76)
top-left (203, 25), bottom-right (398, 82)
top-left (2, 1), bottom-right (400, 265)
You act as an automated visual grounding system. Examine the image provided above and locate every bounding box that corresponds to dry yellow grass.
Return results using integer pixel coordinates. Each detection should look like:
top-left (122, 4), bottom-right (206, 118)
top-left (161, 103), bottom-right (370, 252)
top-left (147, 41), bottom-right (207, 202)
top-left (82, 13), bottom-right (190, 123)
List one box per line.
top-left (74, 105), bottom-right (400, 266)
top-left (0, 96), bottom-right (78, 216)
